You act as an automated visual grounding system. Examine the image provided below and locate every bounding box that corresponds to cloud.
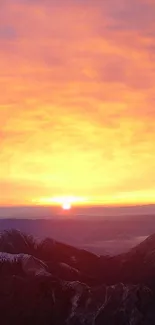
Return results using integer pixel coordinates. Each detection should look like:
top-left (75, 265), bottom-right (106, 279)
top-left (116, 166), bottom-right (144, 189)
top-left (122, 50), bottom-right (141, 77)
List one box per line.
top-left (0, 0), bottom-right (155, 205)
top-left (0, 25), bottom-right (17, 39)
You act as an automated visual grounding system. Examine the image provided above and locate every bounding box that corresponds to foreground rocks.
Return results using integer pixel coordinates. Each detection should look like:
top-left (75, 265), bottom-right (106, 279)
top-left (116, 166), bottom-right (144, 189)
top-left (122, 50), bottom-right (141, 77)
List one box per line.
top-left (0, 230), bottom-right (155, 324)
top-left (0, 276), bottom-right (154, 325)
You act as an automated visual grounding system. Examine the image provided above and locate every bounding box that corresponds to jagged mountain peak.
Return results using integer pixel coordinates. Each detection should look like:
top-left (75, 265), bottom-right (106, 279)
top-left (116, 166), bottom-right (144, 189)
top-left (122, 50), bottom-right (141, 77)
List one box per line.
top-left (0, 229), bottom-right (37, 254)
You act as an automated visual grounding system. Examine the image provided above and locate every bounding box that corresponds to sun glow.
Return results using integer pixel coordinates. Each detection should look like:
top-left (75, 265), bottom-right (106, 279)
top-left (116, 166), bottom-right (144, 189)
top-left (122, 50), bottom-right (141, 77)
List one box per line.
top-left (33, 196), bottom-right (88, 207)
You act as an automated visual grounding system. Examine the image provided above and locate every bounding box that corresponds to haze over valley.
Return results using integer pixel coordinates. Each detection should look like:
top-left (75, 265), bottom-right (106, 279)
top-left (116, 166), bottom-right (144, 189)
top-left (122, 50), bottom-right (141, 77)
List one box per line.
top-left (1, 205), bottom-right (155, 255)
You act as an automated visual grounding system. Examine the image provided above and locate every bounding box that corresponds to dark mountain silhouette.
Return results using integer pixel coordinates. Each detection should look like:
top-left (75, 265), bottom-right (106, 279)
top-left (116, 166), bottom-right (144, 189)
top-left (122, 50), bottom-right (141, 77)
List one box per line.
top-left (1, 229), bottom-right (155, 324)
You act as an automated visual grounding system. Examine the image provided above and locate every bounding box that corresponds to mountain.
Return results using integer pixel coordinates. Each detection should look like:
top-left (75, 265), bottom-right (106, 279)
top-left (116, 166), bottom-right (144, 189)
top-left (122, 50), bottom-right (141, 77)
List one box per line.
top-left (0, 252), bottom-right (50, 277)
top-left (0, 216), bottom-right (155, 255)
top-left (1, 230), bottom-right (155, 324)
top-left (0, 276), bottom-right (154, 325)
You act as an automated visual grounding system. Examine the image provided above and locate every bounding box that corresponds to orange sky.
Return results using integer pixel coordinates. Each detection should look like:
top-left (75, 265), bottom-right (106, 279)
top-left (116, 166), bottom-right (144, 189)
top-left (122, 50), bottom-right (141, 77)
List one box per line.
top-left (0, 0), bottom-right (155, 206)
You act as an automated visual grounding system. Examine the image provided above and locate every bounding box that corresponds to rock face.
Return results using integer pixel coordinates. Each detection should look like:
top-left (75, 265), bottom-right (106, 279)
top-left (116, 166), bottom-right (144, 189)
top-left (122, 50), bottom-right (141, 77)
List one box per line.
top-left (0, 252), bottom-right (50, 277)
top-left (0, 229), bottom-right (37, 254)
top-left (1, 230), bottom-right (155, 324)
top-left (0, 277), bottom-right (154, 325)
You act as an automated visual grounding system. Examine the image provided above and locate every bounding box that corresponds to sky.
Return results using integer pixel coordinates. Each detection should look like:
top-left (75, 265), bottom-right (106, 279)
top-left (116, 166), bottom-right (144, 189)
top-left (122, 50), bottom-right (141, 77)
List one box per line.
top-left (0, 0), bottom-right (155, 207)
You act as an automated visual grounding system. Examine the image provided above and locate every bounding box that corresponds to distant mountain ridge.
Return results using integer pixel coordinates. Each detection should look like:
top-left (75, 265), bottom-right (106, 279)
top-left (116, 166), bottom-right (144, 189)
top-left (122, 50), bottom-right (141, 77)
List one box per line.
top-left (1, 204), bottom-right (155, 218)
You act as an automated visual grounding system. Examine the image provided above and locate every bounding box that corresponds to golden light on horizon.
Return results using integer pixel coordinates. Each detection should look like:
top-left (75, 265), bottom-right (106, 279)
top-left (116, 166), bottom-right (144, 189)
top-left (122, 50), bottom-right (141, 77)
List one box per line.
top-left (32, 196), bottom-right (88, 207)
top-left (30, 190), bottom-right (155, 208)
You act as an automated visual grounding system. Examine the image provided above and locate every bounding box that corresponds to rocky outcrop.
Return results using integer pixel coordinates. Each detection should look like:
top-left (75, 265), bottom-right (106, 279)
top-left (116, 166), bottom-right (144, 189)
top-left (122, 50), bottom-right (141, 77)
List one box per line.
top-left (0, 252), bottom-right (50, 277)
top-left (0, 229), bottom-right (37, 254)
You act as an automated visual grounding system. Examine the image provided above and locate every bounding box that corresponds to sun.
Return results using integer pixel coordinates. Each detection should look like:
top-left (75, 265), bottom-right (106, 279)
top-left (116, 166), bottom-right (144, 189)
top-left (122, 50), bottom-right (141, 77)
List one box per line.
top-left (62, 202), bottom-right (71, 210)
